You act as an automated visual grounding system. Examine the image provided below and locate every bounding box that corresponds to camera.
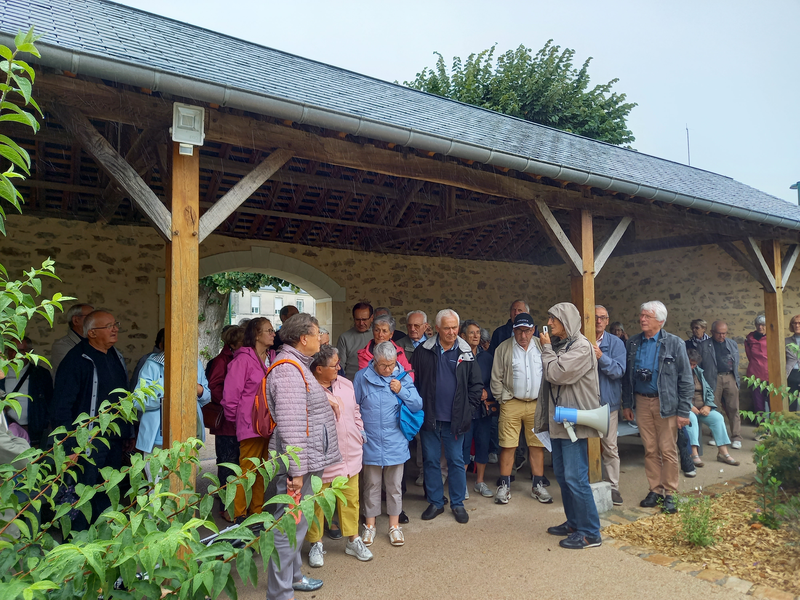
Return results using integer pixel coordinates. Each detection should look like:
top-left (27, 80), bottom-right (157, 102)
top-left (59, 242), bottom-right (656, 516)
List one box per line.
top-left (635, 368), bottom-right (652, 383)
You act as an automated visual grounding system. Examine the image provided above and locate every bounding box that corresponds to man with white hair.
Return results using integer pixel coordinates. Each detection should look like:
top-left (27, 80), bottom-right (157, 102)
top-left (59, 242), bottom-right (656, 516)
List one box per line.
top-left (50, 303), bottom-right (94, 379)
top-left (622, 301), bottom-right (693, 515)
top-left (399, 310), bottom-right (428, 359)
top-left (411, 308), bottom-right (482, 524)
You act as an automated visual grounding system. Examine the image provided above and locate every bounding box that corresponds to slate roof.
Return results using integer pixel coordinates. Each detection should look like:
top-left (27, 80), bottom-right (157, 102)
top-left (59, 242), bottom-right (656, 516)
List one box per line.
top-left (1, 0), bottom-right (798, 228)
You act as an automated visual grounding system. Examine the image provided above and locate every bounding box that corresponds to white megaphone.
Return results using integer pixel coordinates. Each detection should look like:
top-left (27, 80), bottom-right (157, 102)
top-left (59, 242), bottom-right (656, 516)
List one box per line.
top-left (553, 404), bottom-right (610, 443)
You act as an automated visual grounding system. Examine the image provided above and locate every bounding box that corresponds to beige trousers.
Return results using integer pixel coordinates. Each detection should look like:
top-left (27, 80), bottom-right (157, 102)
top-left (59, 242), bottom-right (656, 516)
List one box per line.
top-left (635, 395), bottom-right (679, 495)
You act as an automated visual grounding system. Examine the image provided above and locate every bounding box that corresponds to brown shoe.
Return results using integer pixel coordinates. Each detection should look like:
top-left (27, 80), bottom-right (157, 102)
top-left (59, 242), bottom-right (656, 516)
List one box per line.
top-left (717, 453), bottom-right (740, 466)
top-left (692, 455), bottom-right (704, 467)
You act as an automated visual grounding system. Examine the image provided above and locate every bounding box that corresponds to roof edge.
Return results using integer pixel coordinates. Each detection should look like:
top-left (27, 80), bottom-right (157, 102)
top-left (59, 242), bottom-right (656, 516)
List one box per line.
top-left (8, 34), bottom-right (799, 232)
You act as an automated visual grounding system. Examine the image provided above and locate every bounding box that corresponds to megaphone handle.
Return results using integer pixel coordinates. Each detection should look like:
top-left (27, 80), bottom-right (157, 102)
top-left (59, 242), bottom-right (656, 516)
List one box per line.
top-left (562, 420), bottom-right (578, 443)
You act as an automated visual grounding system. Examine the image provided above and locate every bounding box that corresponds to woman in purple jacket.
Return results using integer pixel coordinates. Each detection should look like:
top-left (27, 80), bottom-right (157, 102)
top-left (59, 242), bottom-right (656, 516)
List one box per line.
top-left (221, 317), bottom-right (275, 521)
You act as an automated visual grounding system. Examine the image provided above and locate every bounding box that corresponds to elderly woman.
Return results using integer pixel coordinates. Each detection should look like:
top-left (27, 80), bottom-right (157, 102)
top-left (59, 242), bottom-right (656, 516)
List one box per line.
top-left (460, 320), bottom-right (495, 498)
top-left (785, 315), bottom-right (800, 411)
top-left (266, 313), bottom-right (341, 598)
top-left (354, 341), bottom-right (422, 547)
top-left (356, 314), bottom-right (414, 379)
top-left (608, 321), bottom-right (628, 343)
top-left (205, 325), bottom-right (244, 518)
top-left (305, 345), bottom-right (372, 567)
top-left (221, 318), bottom-right (275, 521)
top-left (685, 318), bottom-right (709, 351)
top-left (685, 349), bottom-right (739, 466)
top-left (745, 315), bottom-right (769, 416)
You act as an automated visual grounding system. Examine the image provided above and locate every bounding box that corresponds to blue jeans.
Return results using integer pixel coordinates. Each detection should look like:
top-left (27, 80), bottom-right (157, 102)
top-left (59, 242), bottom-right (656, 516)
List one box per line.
top-left (421, 421), bottom-right (466, 508)
top-left (551, 437), bottom-right (600, 538)
top-left (462, 416), bottom-right (492, 465)
top-left (686, 410), bottom-right (731, 447)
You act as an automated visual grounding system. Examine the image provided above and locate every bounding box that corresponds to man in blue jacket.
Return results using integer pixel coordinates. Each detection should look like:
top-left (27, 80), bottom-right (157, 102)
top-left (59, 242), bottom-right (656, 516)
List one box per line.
top-left (593, 306), bottom-right (626, 506)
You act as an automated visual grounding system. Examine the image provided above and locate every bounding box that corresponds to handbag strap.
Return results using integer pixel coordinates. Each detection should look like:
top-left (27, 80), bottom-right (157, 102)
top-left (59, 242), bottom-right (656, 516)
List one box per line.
top-left (393, 370), bottom-right (408, 406)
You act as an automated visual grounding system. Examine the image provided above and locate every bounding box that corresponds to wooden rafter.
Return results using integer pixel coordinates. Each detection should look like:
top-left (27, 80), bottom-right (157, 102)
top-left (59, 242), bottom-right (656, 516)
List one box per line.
top-left (782, 244), bottom-right (799, 288)
top-left (593, 217), bottom-right (632, 276)
top-left (530, 199), bottom-right (582, 276)
top-left (718, 239), bottom-right (776, 292)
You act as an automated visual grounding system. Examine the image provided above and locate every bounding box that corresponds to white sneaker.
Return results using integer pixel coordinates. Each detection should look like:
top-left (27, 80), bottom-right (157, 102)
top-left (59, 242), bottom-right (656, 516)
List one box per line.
top-left (308, 541), bottom-right (325, 568)
top-left (731, 440), bottom-right (742, 449)
top-left (345, 536), bottom-right (373, 562)
top-left (487, 453), bottom-right (498, 464)
top-left (388, 526), bottom-right (405, 546)
top-left (531, 482), bottom-right (553, 504)
top-left (474, 481), bottom-right (493, 497)
top-left (415, 473), bottom-right (424, 486)
top-left (707, 439), bottom-right (717, 446)
top-left (361, 525), bottom-right (376, 547)
top-left (494, 481), bottom-right (511, 504)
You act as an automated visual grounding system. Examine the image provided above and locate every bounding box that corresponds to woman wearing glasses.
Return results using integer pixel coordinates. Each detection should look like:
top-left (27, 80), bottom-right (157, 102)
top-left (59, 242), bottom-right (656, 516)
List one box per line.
top-left (222, 317), bottom-right (276, 521)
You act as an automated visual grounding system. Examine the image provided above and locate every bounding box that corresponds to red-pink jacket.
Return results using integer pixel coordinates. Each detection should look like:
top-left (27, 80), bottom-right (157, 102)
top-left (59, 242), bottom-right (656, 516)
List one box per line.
top-left (357, 340), bottom-right (414, 381)
top-left (206, 346), bottom-right (236, 437)
top-left (745, 331), bottom-right (769, 382)
top-left (321, 376), bottom-right (364, 482)
top-left (222, 346), bottom-right (268, 442)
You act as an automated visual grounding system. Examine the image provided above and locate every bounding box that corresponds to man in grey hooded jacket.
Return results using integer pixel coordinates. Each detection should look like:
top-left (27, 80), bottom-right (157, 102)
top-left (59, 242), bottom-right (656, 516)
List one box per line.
top-left (537, 302), bottom-right (603, 550)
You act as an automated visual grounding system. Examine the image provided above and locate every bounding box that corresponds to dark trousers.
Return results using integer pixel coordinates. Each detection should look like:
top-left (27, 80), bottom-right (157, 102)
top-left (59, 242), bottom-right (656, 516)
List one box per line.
top-left (215, 434), bottom-right (240, 487)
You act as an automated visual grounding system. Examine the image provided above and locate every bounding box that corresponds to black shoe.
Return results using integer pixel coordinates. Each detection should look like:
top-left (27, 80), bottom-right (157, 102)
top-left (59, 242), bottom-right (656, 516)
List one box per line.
top-left (662, 495), bottom-right (677, 514)
top-left (495, 476), bottom-right (515, 487)
top-left (546, 521), bottom-right (576, 536)
top-left (559, 532), bottom-right (602, 549)
top-left (452, 506), bottom-right (469, 524)
top-left (639, 491), bottom-right (664, 508)
top-left (443, 496), bottom-right (449, 506)
top-left (541, 475), bottom-right (551, 487)
top-left (421, 504), bottom-right (444, 520)
top-left (398, 510), bottom-right (409, 524)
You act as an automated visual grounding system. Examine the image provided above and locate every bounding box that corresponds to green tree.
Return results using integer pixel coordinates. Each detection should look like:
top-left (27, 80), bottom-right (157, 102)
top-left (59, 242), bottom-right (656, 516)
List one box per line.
top-left (404, 41), bottom-right (637, 146)
top-left (198, 272), bottom-right (300, 363)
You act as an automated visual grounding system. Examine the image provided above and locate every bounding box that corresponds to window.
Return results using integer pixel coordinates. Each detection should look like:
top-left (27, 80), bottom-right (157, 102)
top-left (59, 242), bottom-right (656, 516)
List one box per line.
top-left (274, 297), bottom-right (283, 314)
top-left (251, 296), bottom-right (260, 314)
top-left (296, 300), bottom-right (304, 313)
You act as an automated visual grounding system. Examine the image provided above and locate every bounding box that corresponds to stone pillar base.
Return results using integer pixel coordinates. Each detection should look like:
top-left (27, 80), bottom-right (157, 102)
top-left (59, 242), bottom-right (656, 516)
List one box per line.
top-left (591, 481), bottom-right (613, 514)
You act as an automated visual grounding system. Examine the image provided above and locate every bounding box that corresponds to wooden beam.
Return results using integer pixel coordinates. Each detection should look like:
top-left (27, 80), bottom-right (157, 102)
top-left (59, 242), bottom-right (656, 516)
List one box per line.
top-left (47, 103), bottom-right (172, 241)
top-left (368, 201), bottom-right (529, 250)
top-left (593, 217), bottom-right (632, 276)
top-left (198, 201), bottom-right (389, 230)
top-left (743, 237), bottom-right (777, 292)
top-left (781, 244), bottom-right (799, 288)
top-left (163, 142), bottom-right (200, 490)
top-left (761, 240), bottom-right (785, 412)
top-left (567, 209), bottom-right (601, 483)
top-left (718, 241), bottom-right (776, 292)
top-left (198, 149), bottom-right (293, 242)
top-left (530, 199), bottom-right (582, 276)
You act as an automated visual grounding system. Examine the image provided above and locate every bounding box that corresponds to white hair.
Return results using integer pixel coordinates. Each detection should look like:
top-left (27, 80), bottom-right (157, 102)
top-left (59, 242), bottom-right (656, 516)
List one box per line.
top-left (373, 314), bottom-right (396, 332)
top-left (640, 301), bottom-right (668, 324)
top-left (319, 327), bottom-right (329, 335)
top-left (510, 299), bottom-right (530, 312)
top-left (373, 341), bottom-right (397, 363)
top-left (407, 310), bottom-right (428, 323)
top-left (66, 303), bottom-right (93, 330)
top-left (435, 308), bottom-right (460, 328)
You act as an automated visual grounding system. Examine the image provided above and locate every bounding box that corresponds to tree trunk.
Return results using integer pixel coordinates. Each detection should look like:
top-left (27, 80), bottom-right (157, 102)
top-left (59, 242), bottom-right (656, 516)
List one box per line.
top-left (198, 284), bottom-right (229, 367)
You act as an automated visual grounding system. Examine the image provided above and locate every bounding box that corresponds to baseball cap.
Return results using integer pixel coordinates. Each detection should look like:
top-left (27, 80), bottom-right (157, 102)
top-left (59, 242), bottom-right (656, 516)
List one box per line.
top-left (513, 313), bottom-right (535, 328)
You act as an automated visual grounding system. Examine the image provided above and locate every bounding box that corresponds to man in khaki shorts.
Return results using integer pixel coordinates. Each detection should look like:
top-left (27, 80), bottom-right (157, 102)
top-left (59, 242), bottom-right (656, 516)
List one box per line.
top-left (490, 313), bottom-right (552, 504)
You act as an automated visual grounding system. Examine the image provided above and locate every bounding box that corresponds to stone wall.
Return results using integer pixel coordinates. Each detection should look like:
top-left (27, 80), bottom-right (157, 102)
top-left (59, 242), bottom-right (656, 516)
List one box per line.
top-left (4, 214), bottom-right (799, 409)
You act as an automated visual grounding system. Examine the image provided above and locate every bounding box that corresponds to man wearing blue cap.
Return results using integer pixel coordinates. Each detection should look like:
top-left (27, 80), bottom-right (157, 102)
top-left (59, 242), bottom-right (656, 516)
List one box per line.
top-left (490, 313), bottom-right (552, 505)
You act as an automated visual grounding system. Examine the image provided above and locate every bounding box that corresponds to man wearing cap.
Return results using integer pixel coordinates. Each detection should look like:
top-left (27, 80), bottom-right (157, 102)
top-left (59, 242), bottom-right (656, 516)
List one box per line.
top-left (490, 313), bottom-right (552, 505)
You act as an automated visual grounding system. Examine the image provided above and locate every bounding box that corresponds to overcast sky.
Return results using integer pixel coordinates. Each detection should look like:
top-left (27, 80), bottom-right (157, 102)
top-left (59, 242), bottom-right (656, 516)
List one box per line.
top-left (118, 0), bottom-right (800, 205)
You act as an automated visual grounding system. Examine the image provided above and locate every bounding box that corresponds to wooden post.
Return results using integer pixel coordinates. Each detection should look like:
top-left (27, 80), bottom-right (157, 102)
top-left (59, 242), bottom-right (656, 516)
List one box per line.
top-left (569, 210), bottom-right (602, 482)
top-left (163, 142), bottom-right (201, 489)
top-left (762, 240), bottom-right (786, 412)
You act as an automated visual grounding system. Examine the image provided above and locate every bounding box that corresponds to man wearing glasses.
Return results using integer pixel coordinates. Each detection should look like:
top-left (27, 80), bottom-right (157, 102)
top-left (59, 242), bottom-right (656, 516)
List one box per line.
top-left (593, 305), bottom-right (626, 505)
top-left (698, 321), bottom-right (742, 449)
top-left (52, 310), bottom-right (133, 528)
top-left (336, 302), bottom-right (374, 380)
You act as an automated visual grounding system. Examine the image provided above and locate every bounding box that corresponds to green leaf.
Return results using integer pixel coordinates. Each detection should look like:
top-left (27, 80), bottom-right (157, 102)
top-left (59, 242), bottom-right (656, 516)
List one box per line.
top-left (235, 547), bottom-right (254, 586)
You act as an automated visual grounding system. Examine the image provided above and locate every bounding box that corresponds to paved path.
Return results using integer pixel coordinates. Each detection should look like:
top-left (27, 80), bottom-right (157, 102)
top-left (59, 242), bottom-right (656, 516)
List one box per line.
top-left (198, 425), bottom-right (759, 599)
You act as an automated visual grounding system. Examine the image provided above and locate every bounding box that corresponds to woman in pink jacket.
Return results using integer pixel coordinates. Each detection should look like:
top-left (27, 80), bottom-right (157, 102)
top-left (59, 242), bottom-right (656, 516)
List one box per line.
top-left (305, 345), bottom-right (373, 567)
top-left (356, 314), bottom-right (413, 380)
top-left (221, 317), bottom-right (275, 521)
top-left (745, 314), bottom-right (769, 417)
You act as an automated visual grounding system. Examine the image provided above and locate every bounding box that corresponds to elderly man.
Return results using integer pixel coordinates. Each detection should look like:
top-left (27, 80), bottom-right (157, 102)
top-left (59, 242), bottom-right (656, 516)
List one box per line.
top-left (622, 301), bottom-right (693, 515)
top-left (538, 302), bottom-right (602, 549)
top-left (593, 305), bottom-right (626, 506)
top-left (488, 300), bottom-right (531, 355)
top-left (491, 313), bottom-right (552, 505)
top-left (399, 310), bottom-right (428, 359)
top-left (698, 320), bottom-right (742, 448)
top-left (336, 302), bottom-right (374, 380)
top-left (52, 310), bottom-right (133, 528)
top-left (50, 303), bottom-right (93, 379)
top-left (412, 309), bottom-right (482, 524)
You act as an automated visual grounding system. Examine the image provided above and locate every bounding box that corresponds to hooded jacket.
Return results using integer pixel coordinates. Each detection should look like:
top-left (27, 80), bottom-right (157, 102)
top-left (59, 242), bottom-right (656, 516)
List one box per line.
top-left (537, 302), bottom-right (601, 440)
top-left (222, 346), bottom-right (269, 442)
top-left (410, 334), bottom-right (483, 436)
top-left (354, 361), bottom-right (422, 466)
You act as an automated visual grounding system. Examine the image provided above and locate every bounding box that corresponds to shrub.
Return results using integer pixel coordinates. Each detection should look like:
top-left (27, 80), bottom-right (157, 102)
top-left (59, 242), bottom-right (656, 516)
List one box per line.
top-left (676, 493), bottom-right (719, 547)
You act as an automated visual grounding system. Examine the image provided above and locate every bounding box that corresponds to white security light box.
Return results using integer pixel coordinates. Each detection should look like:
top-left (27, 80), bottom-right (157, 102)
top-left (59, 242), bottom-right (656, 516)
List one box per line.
top-left (171, 103), bottom-right (205, 155)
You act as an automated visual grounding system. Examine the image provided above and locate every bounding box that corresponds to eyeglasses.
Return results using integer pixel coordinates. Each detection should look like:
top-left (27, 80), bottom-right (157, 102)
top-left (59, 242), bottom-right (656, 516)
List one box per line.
top-left (263, 329), bottom-right (275, 335)
top-left (91, 322), bottom-right (121, 331)
top-left (326, 362), bottom-right (341, 370)
top-left (595, 315), bottom-right (609, 321)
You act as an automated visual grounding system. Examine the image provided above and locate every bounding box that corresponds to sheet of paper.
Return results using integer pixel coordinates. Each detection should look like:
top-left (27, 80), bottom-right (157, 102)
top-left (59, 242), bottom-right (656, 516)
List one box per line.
top-left (533, 429), bottom-right (552, 452)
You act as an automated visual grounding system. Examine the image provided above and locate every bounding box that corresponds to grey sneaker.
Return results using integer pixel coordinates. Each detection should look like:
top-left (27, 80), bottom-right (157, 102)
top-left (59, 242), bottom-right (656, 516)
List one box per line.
top-left (494, 481), bottom-right (511, 504)
top-left (345, 536), bottom-right (373, 562)
top-left (361, 525), bottom-right (376, 547)
top-left (474, 481), bottom-right (493, 497)
top-left (487, 453), bottom-right (498, 464)
top-left (308, 541), bottom-right (325, 568)
top-left (611, 488), bottom-right (623, 505)
top-left (531, 481), bottom-right (553, 504)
